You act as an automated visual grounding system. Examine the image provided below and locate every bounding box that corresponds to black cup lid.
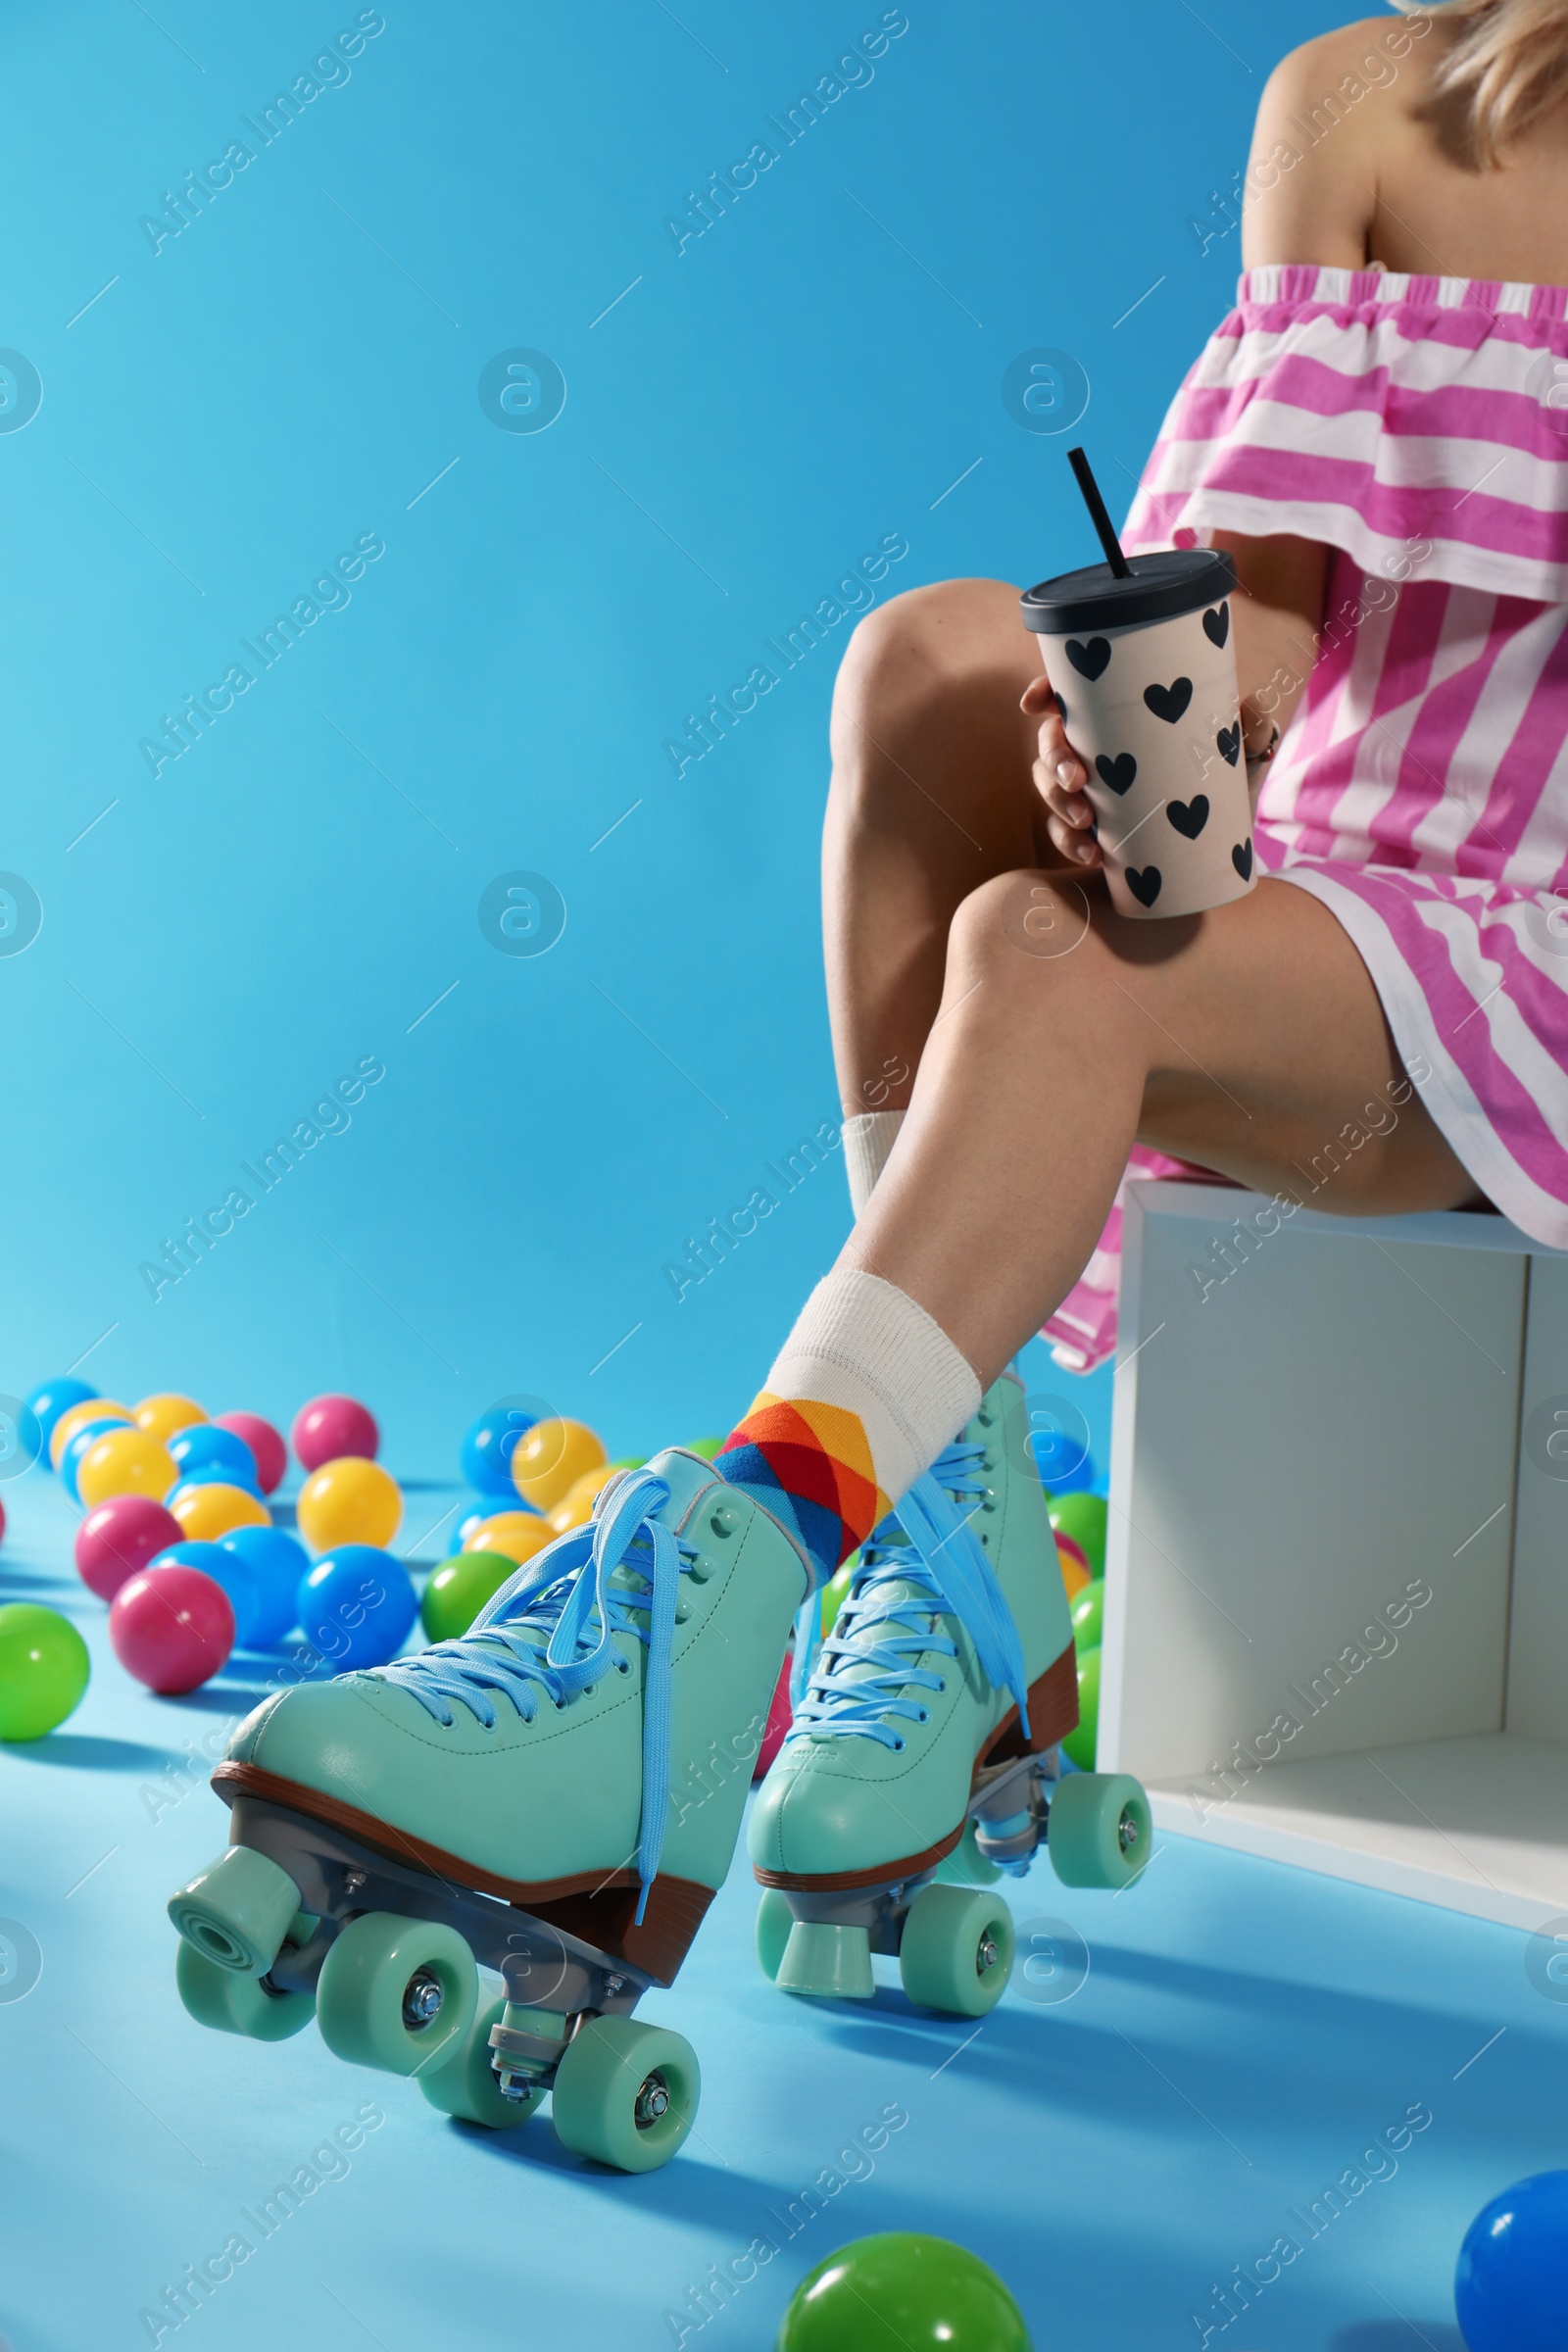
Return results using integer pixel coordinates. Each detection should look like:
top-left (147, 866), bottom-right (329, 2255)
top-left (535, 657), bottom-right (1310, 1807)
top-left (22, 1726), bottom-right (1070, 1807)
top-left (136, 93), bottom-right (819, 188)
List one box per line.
top-left (1020, 546), bottom-right (1237, 635)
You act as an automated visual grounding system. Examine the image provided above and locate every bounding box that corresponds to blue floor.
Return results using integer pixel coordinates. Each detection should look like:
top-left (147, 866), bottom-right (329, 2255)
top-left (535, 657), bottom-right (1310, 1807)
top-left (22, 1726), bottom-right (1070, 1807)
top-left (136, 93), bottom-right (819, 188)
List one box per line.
top-left (0, 1464), bottom-right (1557, 2352)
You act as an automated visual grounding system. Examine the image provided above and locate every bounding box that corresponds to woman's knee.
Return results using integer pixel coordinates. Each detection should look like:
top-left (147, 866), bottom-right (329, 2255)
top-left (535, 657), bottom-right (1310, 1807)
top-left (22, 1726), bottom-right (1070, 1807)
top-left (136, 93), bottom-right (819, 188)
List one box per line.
top-left (830, 577), bottom-right (1031, 749)
top-left (947, 869), bottom-right (1118, 1004)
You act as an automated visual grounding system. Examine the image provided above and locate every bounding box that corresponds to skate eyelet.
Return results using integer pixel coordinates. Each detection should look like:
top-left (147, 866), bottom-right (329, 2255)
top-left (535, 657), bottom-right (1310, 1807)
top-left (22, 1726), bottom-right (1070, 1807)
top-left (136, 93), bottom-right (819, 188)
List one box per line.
top-left (687, 1554), bottom-right (715, 1583)
top-left (709, 1505), bottom-right (739, 1540)
top-left (616, 1659), bottom-right (631, 1675)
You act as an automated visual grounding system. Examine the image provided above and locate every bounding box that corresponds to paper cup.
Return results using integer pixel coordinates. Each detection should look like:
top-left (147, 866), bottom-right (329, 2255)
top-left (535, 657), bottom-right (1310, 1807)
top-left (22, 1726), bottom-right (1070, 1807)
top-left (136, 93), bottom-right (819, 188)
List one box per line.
top-left (1021, 549), bottom-right (1255, 920)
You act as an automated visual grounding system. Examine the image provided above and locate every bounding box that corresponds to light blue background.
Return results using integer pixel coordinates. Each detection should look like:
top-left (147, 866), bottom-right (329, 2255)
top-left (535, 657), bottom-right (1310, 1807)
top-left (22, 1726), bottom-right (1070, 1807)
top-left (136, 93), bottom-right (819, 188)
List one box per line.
top-left (0, 0), bottom-right (1363, 1470)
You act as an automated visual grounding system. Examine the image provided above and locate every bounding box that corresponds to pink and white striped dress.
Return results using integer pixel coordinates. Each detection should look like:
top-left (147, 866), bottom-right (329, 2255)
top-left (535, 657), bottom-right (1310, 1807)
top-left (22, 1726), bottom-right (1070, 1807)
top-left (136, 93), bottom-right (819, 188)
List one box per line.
top-left (1044, 263), bottom-right (1568, 1375)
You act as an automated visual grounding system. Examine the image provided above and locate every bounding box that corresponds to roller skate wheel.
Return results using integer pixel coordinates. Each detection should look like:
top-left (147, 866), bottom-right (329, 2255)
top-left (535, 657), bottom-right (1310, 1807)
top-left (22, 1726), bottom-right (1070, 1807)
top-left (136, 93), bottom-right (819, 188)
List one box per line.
top-left (175, 1938), bottom-right (315, 2040)
top-left (315, 1911), bottom-right (477, 2076)
top-left (898, 1884), bottom-right (1015, 2017)
top-left (550, 2016), bottom-right (701, 2173)
top-left (1047, 1772), bottom-right (1152, 1889)
top-left (418, 1994), bottom-right (543, 2131)
top-left (756, 1888), bottom-right (794, 1983)
top-left (167, 1843), bottom-right (303, 1978)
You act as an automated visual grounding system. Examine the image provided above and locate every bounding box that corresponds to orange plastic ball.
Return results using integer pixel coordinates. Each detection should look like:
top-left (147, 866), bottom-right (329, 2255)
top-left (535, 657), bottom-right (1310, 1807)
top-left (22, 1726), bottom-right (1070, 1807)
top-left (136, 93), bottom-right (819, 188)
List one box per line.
top-left (296, 1456), bottom-right (403, 1552)
top-left (50, 1398), bottom-right (131, 1469)
top-left (133, 1394), bottom-right (207, 1444)
top-left (171, 1482), bottom-right (270, 1542)
top-left (548, 1464), bottom-right (619, 1536)
top-left (1056, 1543), bottom-right (1091, 1602)
top-left (76, 1428), bottom-right (179, 1510)
top-left (511, 1419), bottom-right (606, 1514)
top-left (464, 1512), bottom-right (555, 1569)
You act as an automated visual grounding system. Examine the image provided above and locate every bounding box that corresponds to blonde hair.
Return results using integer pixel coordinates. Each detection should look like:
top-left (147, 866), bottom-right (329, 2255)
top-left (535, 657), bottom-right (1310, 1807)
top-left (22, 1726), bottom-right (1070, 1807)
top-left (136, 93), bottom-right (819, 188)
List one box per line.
top-left (1391, 0), bottom-right (1568, 164)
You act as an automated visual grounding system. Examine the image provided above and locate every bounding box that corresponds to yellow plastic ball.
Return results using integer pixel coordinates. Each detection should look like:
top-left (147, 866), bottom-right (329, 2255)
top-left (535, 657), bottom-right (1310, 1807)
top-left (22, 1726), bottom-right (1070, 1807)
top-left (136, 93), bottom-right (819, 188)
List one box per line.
top-left (511, 1418), bottom-right (606, 1514)
top-left (171, 1482), bottom-right (270, 1542)
top-left (133, 1393), bottom-right (207, 1443)
top-left (50, 1398), bottom-right (131, 1469)
top-left (297, 1455), bottom-right (403, 1552)
top-left (548, 1464), bottom-right (620, 1536)
top-left (77, 1427), bottom-right (179, 1510)
top-left (1056, 1543), bottom-right (1091, 1602)
top-left (465, 1512), bottom-right (555, 1569)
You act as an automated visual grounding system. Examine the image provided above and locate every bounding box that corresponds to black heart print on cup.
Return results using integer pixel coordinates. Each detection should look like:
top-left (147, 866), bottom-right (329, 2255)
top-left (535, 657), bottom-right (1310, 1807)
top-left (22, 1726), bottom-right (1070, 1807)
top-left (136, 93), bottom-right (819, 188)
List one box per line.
top-left (1167, 796), bottom-right (1209, 840)
top-left (1066, 637), bottom-right (1111, 681)
top-left (1144, 677), bottom-right (1193, 724)
top-left (1126, 866), bottom-right (1162, 908)
top-left (1232, 838), bottom-right (1253, 881)
top-left (1096, 753), bottom-right (1137, 796)
top-left (1216, 723), bottom-right (1240, 767)
top-left (1202, 605), bottom-right (1230, 649)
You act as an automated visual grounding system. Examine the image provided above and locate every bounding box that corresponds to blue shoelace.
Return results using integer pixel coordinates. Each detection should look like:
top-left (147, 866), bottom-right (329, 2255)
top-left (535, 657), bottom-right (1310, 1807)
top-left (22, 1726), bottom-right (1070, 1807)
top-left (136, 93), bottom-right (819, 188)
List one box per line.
top-left (368, 1469), bottom-right (689, 1922)
top-left (787, 1441), bottom-right (1031, 1747)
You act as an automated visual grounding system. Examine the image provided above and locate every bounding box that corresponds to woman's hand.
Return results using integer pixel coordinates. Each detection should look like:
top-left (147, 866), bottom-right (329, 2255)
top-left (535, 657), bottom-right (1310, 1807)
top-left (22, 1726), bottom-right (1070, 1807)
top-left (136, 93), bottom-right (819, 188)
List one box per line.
top-left (1020, 673), bottom-right (1102, 868)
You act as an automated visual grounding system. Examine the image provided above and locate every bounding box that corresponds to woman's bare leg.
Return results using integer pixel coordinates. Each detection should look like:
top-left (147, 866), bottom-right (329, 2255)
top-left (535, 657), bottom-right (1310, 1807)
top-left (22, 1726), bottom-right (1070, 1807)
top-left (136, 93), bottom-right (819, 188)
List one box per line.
top-left (823, 578), bottom-right (1047, 1116)
top-left (844, 869), bottom-right (1482, 1387)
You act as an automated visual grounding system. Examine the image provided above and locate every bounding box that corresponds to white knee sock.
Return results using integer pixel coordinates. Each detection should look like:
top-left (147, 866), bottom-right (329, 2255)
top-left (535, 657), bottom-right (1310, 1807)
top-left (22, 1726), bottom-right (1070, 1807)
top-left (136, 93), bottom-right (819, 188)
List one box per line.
top-left (842, 1109), bottom-right (906, 1217)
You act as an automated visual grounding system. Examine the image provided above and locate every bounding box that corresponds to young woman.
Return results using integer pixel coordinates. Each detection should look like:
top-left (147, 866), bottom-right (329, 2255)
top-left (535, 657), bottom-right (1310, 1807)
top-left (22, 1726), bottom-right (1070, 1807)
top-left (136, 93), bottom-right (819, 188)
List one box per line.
top-left (175, 3), bottom-right (1568, 2144)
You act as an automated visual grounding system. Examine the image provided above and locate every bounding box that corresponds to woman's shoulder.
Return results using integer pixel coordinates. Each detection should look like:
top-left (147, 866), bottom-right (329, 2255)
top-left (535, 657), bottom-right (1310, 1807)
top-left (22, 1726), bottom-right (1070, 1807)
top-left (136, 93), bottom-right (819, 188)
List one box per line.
top-left (1245, 17), bottom-right (1439, 269)
top-left (1260, 14), bottom-right (1442, 110)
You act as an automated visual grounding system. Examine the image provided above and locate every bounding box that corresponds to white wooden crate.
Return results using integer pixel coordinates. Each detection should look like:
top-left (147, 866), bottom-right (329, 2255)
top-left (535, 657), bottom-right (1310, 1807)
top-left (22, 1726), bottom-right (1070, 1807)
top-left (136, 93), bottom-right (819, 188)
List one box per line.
top-left (1097, 1181), bottom-right (1568, 1931)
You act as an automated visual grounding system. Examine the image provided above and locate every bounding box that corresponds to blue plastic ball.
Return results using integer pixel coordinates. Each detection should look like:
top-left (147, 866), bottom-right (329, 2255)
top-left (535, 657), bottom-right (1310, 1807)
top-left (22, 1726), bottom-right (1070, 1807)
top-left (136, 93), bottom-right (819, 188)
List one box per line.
top-left (149, 1541), bottom-right (261, 1648)
top-left (61, 1414), bottom-right (133, 1504)
top-left (297, 1546), bottom-right (416, 1671)
top-left (219, 1526), bottom-right (309, 1649)
top-left (460, 1405), bottom-right (538, 1497)
top-left (1456, 2171), bottom-right (1568, 2352)
top-left (167, 1458), bottom-right (263, 1497)
top-left (24, 1377), bottom-right (96, 1460)
top-left (169, 1424), bottom-right (259, 1489)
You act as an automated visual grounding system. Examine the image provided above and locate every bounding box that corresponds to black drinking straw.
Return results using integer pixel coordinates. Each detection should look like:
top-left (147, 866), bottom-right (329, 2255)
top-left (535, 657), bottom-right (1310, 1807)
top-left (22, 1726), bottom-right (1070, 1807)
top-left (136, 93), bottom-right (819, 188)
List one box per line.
top-left (1067, 445), bottom-right (1130, 578)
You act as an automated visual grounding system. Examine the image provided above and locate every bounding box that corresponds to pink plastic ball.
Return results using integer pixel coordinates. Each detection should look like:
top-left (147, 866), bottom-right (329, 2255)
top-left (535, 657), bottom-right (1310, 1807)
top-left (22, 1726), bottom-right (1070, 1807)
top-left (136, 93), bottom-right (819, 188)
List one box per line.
top-left (291, 1394), bottom-right (378, 1473)
top-left (0, 1494), bottom-right (5, 1549)
top-left (75, 1494), bottom-right (184, 1603)
top-left (109, 1564), bottom-right (234, 1694)
top-left (214, 1410), bottom-right (287, 1495)
top-left (754, 1651), bottom-right (794, 1782)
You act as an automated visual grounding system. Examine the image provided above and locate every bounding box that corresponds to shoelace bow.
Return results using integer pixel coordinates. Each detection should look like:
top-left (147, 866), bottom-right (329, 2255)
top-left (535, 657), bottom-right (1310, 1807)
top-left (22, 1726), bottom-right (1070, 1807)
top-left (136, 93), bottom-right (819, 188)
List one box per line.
top-left (787, 1440), bottom-right (1030, 1747)
top-left (369, 1468), bottom-right (690, 1921)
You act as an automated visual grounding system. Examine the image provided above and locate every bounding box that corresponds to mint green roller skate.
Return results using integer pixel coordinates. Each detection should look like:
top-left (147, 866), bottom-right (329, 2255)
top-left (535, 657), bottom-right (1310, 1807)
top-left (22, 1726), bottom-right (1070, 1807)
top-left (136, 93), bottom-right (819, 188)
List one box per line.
top-left (749, 1372), bottom-right (1151, 2015)
top-left (167, 1453), bottom-right (808, 2173)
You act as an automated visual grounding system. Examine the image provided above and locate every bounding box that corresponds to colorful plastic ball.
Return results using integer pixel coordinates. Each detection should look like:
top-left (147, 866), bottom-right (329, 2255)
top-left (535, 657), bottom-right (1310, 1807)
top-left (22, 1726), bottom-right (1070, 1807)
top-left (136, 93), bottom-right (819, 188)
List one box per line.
top-left (150, 1542), bottom-right (263, 1649)
top-left (297, 1455), bottom-right (402, 1552)
top-left (0, 1604), bottom-right (90, 1740)
top-left (460, 1403), bottom-right (539, 1497)
top-left (688, 1437), bottom-right (724, 1460)
top-left (1455, 2171), bottom-right (1568, 2352)
top-left (775, 2234), bottom-right (1032, 2352)
top-left (219, 1525), bottom-right (309, 1648)
top-left (1062, 1645), bottom-right (1101, 1772)
top-left (213, 1410), bottom-right (287, 1495)
top-left (464, 1511), bottom-right (556, 1570)
top-left (50, 1394), bottom-right (129, 1469)
top-left (420, 1549), bottom-right (517, 1643)
top-left (171, 1458), bottom-right (263, 1497)
top-left (821, 1560), bottom-right (856, 1639)
top-left (607, 1455), bottom-right (647, 1471)
top-left (456, 1497), bottom-right (528, 1551)
top-left (133, 1393), bottom-right (206, 1445)
top-left (1055, 1542), bottom-right (1091, 1603)
top-left (24, 1377), bottom-right (98, 1458)
top-left (110, 1564), bottom-right (234, 1694)
top-left (61, 1413), bottom-right (135, 1502)
top-left (511, 1418), bottom-right (606, 1514)
top-left (1049, 1492), bottom-right (1106, 1580)
top-left (0, 1494), bottom-right (5, 1548)
top-left (170, 1482), bottom-right (270, 1543)
top-left (547, 1464), bottom-right (618, 1536)
top-left (1070, 1577), bottom-right (1104, 1653)
top-left (755, 1652), bottom-right (793, 1782)
top-left (297, 1546), bottom-right (416, 1671)
top-left (1054, 1530), bottom-right (1091, 1581)
top-left (77, 1427), bottom-right (179, 1512)
top-left (75, 1494), bottom-right (183, 1603)
top-left (291, 1394), bottom-right (378, 1473)
top-left (169, 1423), bottom-right (259, 1490)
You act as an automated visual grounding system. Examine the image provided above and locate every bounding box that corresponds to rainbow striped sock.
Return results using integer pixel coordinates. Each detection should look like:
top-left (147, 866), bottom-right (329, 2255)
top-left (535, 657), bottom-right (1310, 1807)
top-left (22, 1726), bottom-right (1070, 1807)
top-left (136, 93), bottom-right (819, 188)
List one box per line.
top-left (712, 1270), bottom-right (981, 1588)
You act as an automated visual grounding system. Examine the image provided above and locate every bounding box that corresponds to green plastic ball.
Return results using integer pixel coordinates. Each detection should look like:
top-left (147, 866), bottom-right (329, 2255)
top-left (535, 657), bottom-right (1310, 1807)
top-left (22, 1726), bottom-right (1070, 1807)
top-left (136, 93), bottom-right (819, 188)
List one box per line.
top-left (1062, 1644), bottom-right (1101, 1772)
top-left (419, 1550), bottom-right (516, 1644)
top-left (775, 2233), bottom-right (1032, 2350)
top-left (820, 1558), bottom-right (857, 1639)
top-left (1049, 1491), bottom-right (1106, 1578)
top-left (1070, 1576), bottom-right (1104, 1652)
top-left (687, 1437), bottom-right (725, 1461)
top-left (0, 1604), bottom-right (90, 1740)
